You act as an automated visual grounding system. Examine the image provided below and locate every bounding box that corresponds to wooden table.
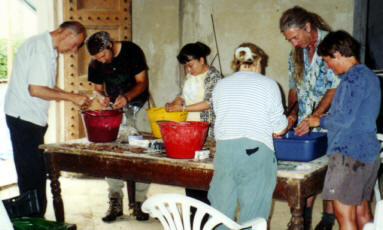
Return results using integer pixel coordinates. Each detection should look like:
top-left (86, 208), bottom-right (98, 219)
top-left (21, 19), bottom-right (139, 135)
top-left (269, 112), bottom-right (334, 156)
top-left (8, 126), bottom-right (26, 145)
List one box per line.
top-left (40, 139), bottom-right (328, 230)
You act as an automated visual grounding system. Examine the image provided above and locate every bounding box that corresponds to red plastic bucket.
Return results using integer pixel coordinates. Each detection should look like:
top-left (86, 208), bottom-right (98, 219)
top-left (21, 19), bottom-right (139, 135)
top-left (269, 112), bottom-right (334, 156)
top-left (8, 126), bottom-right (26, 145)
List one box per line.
top-left (82, 109), bottom-right (123, 142)
top-left (158, 121), bottom-right (210, 159)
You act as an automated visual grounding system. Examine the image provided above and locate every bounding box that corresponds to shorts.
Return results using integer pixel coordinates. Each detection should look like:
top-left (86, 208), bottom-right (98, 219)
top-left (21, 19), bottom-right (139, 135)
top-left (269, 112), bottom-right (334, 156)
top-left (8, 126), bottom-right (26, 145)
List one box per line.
top-left (322, 153), bottom-right (380, 205)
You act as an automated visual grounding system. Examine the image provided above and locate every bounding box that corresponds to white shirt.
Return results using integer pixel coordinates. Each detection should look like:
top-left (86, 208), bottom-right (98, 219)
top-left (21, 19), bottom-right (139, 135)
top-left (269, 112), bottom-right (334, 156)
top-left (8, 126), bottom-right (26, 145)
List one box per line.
top-left (182, 71), bottom-right (207, 121)
top-left (4, 32), bottom-right (58, 126)
top-left (213, 71), bottom-right (288, 150)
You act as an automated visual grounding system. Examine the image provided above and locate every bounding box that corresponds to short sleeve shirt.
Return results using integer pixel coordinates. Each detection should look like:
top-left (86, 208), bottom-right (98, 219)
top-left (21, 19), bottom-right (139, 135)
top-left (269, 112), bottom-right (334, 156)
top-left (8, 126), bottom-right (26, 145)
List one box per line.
top-left (4, 32), bottom-right (57, 126)
top-left (288, 29), bottom-right (340, 128)
top-left (88, 41), bottom-right (148, 106)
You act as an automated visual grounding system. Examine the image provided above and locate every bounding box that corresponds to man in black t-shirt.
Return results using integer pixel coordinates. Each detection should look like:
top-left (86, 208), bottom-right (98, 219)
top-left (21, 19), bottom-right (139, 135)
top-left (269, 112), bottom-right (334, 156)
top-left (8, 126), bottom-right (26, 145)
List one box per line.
top-left (86, 31), bottom-right (149, 222)
top-left (87, 31), bottom-right (148, 109)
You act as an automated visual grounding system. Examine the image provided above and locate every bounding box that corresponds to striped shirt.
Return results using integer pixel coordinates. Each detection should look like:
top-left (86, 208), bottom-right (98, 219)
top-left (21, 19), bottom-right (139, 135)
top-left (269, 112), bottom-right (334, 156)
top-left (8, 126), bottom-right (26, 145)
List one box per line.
top-left (213, 71), bottom-right (288, 150)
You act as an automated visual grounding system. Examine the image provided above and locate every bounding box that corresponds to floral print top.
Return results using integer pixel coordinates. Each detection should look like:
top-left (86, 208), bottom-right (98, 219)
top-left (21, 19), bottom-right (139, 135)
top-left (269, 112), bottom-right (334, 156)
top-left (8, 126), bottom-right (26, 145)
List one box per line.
top-left (288, 29), bottom-right (340, 131)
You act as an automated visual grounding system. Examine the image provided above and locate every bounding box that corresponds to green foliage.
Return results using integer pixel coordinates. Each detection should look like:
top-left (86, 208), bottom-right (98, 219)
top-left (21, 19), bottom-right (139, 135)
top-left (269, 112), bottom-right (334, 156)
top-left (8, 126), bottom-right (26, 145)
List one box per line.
top-left (0, 38), bottom-right (23, 80)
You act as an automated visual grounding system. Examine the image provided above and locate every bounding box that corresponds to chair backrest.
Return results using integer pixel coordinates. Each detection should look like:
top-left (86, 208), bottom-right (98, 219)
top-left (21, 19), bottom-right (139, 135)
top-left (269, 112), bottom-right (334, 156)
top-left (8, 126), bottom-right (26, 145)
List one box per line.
top-left (141, 193), bottom-right (266, 230)
top-left (374, 133), bottom-right (383, 201)
top-left (364, 200), bottom-right (383, 230)
top-left (0, 201), bottom-right (14, 230)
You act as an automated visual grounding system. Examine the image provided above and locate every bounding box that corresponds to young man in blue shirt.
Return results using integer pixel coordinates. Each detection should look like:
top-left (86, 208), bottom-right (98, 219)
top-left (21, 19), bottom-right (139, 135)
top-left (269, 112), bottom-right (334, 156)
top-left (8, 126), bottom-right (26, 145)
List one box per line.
top-left (304, 30), bottom-right (381, 230)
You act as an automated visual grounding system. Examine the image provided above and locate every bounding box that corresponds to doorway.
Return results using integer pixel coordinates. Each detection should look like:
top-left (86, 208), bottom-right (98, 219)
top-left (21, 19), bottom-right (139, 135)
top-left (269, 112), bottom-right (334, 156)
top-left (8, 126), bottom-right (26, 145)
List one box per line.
top-left (0, 0), bottom-right (38, 159)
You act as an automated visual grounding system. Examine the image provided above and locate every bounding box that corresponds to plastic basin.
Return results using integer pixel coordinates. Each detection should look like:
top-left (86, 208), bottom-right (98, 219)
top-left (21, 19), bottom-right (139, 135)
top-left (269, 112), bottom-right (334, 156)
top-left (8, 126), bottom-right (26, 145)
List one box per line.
top-left (158, 121), bottom-right (209, 159)
top-left (82, 109), bottom-right (123, 143)
top-left (146, 107), bottom-right (188, 138)
top-left (273, 131), bottom-right (327, 162)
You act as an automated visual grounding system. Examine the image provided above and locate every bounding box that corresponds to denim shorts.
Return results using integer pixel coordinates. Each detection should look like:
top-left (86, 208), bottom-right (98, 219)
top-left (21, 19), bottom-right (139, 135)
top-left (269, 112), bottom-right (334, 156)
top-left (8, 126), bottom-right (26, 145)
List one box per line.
top-left (322, 153), bottom-right (380, 205)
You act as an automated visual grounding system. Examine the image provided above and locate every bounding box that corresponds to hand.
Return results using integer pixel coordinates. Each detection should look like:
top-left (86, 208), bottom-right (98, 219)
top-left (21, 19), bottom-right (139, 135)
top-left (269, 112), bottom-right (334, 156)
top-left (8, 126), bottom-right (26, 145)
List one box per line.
top-left (74, 95), bottom-right (91, 109)
top-left (97, 96), bottom-right (110, 107)
top-left (287, 114), bottom-right (298, 130)
top-left (113, 95), bottom-right (128, 109)
top-left (294, 119), bottom-right (310, 136)
top-left (272, 133), bottom-right (283, 139)
top-left (295, 115), bottom-right (320, 136)
top-left (165, 102), bottom-right (182, 112)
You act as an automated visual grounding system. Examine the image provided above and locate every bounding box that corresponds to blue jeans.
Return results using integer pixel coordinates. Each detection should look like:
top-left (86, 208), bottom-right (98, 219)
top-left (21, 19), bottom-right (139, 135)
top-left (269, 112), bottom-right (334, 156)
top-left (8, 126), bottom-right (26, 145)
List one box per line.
top-left (208, 138), bottom-right (277, 229)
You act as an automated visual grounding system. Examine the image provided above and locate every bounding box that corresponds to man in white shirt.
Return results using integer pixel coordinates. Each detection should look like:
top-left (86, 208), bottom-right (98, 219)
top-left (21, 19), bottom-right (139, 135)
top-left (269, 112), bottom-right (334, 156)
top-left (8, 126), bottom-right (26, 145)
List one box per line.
top-left (4, 21), bottom-right (90, 217)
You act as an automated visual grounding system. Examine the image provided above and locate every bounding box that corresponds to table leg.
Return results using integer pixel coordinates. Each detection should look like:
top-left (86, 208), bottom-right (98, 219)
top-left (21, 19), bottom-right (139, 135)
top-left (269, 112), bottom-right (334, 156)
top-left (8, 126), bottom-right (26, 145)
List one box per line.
top-left (288, 206), bottom-right (304, 230)
top-left (127, 180), bottom-right (136, 211)
top-left (48, 169), bottom-right (65, 222)
top-left (285, 180), bottom-right (305, 230)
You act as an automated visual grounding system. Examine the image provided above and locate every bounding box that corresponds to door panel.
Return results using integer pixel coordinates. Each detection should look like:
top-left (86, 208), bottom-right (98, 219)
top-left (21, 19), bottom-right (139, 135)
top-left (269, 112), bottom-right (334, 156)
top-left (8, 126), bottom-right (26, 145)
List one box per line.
top-left (62, 0), bottom-right (131, 140)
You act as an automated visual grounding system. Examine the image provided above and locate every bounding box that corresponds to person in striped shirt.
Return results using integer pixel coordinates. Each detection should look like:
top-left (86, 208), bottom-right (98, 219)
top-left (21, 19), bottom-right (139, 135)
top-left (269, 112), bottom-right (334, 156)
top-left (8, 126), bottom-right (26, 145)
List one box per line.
top-left (208, 43), bottom-right (288, 229)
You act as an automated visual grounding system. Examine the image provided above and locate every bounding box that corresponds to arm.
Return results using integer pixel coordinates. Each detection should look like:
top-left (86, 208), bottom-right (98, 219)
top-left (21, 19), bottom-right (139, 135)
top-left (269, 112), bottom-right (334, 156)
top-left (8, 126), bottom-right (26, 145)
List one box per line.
top-left (320, 82), bottom-right (363, 130)
top-left (29, 85), bottom-right (90, 107)
top-left (270, 82), bottom-right (289, 137)
top-left (312, 88), bottom-right (336, 115)
top-left (287, 88), bottom-right (298, 130)
top-left (92, 83), bottom-right (111, 107)
top-left (165, 100), bottom-right (210, 112)
top-left (185, 101), bottom-right (210, 112)
top-left (295, 88), bottom-right (336, 136)
top-left (113, 70), bottom-right (148, 109)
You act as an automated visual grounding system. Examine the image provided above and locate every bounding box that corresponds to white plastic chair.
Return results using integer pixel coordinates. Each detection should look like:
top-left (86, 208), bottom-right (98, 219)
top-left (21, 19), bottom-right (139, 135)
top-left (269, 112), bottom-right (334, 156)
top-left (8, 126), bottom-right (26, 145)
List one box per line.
top-left (363, 200), bottom-right (383, 230)
top-left (374, 133), bottom-right (383, 201)
top-left (141, 193), bottom-right (267, 230)
top-left (0, 201), bottom-right (14, 230)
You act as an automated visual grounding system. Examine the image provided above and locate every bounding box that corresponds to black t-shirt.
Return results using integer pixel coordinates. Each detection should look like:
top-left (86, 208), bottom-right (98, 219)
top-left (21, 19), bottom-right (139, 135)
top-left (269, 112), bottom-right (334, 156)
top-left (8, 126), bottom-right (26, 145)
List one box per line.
top-left (88, 41), bottom-right (149, 107)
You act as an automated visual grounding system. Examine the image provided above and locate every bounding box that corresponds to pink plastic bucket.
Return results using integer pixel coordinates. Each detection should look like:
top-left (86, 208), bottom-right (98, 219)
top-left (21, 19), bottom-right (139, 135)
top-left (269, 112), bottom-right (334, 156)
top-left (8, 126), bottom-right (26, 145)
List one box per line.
top-left (82, 109), bottom-right (123, 142)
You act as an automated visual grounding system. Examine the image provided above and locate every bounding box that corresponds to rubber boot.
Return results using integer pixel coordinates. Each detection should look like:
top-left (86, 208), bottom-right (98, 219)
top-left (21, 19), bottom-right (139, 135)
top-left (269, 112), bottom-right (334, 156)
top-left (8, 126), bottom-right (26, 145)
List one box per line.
top-left (102, 196), bottom-right (123, 222)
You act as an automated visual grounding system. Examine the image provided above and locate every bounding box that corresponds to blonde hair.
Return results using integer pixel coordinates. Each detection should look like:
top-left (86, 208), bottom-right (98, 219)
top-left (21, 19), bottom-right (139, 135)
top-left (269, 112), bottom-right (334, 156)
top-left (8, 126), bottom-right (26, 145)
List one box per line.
top-left (231, 43), bottom-right (268, 72)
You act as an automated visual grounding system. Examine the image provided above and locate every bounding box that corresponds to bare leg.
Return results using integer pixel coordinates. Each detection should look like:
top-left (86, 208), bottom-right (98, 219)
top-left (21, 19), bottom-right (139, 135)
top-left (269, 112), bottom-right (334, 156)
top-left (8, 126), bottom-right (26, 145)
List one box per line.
top-left (306, 196), bottom-right (314, 207)
top-left (356, 201), bottom-right (372, 230)
top-left (333, 200), bottom-right (357, 230)
top-left (323, 200), bottom-right (334, 213)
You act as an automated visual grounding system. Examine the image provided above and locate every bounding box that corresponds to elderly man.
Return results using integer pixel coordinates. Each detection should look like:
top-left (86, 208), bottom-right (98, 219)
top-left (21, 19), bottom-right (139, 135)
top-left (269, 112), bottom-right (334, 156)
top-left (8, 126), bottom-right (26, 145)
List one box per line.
top-left (279, 6), bottom-right (340, 230)
top-left (86, 31), bottom-right (150, 222)
top-left (4, 21), bottom-right (90, 217)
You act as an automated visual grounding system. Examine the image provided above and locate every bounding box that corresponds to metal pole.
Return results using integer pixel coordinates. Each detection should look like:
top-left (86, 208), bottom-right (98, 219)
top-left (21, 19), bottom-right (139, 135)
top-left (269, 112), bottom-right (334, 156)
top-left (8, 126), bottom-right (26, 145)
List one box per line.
top-left (211, 14), bottom-right (222, 74)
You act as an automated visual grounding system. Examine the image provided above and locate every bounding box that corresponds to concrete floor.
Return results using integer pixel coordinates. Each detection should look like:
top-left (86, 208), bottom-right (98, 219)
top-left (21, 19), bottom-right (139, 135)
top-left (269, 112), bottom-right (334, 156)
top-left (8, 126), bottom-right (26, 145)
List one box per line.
top-left (0, 170), bottom-right (342, 230)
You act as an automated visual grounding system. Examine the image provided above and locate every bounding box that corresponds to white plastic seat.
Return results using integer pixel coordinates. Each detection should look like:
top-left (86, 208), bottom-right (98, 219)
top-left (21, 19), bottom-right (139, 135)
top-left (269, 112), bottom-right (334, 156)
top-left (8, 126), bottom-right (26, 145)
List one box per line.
top-left (0, 201), bottom-right (13, 230)
top-left (363, 200), bottom-right (383, 230)
top-left (374, 133), bottom-right (383, 201)
top-left (141, 193), bottom-right (267, 230)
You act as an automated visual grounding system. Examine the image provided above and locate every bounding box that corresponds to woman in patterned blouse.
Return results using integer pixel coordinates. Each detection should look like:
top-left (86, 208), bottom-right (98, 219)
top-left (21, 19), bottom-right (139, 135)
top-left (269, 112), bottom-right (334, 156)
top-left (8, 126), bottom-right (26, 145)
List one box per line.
top-left (165, 41), bottom-right (222, 138)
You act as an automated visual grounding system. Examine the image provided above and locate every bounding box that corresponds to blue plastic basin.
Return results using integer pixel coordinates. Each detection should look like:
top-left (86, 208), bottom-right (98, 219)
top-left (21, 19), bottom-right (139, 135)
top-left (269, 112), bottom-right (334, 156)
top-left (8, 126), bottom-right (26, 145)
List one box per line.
top-left (273, 130), bottom-right (328, 162)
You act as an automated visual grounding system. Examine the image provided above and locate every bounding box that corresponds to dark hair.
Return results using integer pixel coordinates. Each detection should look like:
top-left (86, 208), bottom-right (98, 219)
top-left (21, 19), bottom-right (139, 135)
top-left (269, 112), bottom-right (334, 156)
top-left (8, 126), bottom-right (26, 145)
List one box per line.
top-left (86, 31), bottom-right (113, 55)
top-left (318, 30), bottom-right (360, 61)
top-left (279, 6), bottom-right (331, 33)
top-left (177, 42), bottom-right (211, 64)
top-left (59, 21), bottom-right (86, 35)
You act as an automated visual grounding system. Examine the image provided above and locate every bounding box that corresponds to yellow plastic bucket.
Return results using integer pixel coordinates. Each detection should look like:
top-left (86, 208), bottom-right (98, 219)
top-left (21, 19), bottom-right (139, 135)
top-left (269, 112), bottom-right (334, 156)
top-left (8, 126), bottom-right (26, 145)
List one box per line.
top-left (146, 107), bottom-right (188, 138)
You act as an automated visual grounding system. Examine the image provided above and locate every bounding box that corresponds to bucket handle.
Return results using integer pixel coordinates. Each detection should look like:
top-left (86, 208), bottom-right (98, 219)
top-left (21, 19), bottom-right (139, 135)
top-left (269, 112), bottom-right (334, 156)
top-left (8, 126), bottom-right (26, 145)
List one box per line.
top-left (155, 120), bottom-right (173, 126)
top-left (148, 91), bottom-right (156, 109)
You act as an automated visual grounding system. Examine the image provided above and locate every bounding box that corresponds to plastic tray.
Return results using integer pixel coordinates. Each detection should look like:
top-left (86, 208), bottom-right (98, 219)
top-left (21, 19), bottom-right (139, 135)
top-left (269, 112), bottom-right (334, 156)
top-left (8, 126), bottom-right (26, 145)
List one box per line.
top-left (273, 131), bottom-right (327, 162)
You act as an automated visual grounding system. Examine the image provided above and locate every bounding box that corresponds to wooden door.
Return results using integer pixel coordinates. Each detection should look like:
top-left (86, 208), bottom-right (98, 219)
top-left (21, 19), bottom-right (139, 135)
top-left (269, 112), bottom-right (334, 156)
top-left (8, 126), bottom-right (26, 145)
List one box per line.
top-left (62, 0), bottom-right (132, 140)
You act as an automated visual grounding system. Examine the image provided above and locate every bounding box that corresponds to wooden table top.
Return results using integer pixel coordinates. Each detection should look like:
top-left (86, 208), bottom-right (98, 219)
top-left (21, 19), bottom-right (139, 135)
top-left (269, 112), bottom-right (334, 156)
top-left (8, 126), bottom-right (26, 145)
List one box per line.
top-left (40, 138), bottom-right (328, 180)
